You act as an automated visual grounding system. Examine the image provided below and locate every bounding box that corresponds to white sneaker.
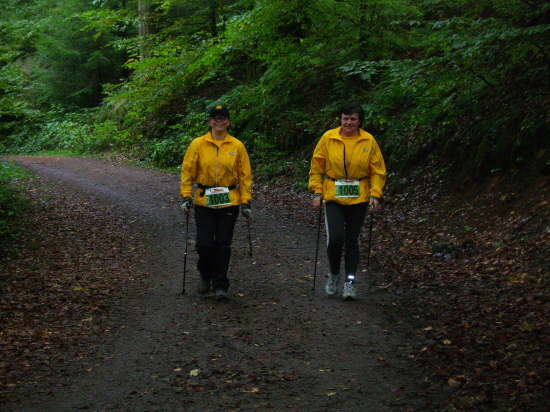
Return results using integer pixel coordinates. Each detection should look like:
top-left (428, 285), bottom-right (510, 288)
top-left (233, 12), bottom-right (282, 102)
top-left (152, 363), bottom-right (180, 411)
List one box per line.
top-left (342, 281), bottom-right (357, 300)
top-left (325, 273), bottom-right (339, 296)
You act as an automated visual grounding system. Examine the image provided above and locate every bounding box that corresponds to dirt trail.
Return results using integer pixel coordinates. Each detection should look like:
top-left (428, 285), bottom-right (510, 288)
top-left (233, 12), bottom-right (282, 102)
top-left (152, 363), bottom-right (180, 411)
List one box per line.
top-left (3, 156), bottom-right (425, 411)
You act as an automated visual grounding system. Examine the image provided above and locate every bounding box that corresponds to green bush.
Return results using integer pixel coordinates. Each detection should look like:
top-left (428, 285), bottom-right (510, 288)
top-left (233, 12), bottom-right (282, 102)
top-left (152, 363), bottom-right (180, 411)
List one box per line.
top-left (148, 135), bottom-right (193, 168)
top-left (7, 109), bottom-right (135, 155)
top-left (86, 120), bottom-right (133, 153)
top-left (145, 110), bottom-right (209, 168)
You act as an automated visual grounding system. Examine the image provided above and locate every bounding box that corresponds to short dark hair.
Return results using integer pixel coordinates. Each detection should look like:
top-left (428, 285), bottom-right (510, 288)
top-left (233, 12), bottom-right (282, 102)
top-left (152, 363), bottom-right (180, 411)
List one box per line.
top-left (340, 104), bottom-right (364, 126)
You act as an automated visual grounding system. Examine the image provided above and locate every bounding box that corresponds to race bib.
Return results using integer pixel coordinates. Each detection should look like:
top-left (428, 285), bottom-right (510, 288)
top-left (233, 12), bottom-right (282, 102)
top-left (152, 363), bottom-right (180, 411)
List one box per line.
top-left (335, 179), bottom-right (360, 198)
top-left (205, 187), bottom-right (231, 206)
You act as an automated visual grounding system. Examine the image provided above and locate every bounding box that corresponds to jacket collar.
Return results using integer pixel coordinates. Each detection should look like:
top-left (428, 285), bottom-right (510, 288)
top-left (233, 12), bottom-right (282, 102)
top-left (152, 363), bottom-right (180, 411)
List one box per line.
top-left (327, 127), bottom-right (370, 142)
top-left (205, 131), bottom-right (231, 144)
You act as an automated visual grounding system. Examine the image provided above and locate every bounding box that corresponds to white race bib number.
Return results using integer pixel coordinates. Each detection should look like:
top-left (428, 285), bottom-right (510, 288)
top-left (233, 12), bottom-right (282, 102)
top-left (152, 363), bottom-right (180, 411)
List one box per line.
top-left (205, 187), bottom-right (231, 206)
top-left (335, 179), bottom-right (360, 198)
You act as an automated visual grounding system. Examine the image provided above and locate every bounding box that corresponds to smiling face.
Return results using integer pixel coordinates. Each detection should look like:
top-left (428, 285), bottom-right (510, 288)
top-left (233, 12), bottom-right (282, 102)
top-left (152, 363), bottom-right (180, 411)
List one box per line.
top-left (340, 112), bottom-right (361, 137)
top-left (209, 116), bottom-right (230, 134)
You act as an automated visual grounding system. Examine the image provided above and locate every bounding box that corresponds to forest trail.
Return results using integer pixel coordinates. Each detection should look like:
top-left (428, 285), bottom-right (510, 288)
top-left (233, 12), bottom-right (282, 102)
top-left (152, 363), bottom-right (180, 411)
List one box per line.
top-left (2, 156), bottom-right (424, 411)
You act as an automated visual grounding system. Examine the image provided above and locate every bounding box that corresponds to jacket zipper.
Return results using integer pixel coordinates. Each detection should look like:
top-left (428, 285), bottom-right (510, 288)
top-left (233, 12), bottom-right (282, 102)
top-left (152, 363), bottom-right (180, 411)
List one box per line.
top-left (343, 144), bottom-right (348, 178)
top-left (215, 145), bottom-right (219, 185)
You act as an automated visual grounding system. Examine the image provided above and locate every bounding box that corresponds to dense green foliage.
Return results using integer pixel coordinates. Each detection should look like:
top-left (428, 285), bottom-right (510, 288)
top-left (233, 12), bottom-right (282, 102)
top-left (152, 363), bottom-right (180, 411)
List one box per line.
top-left (0, 0), bottom-right (548, 176)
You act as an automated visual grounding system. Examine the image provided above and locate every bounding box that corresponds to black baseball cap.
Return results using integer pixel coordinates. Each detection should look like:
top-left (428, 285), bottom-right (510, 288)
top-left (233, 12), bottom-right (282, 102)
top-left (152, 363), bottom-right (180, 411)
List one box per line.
top-left (208, 105), bottom-right (230, 119)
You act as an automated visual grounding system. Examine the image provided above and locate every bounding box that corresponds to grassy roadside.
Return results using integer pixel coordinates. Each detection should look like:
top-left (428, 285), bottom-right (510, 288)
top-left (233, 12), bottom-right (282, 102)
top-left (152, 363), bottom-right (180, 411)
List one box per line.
top-left (0, 161), bottom-right (30, 255)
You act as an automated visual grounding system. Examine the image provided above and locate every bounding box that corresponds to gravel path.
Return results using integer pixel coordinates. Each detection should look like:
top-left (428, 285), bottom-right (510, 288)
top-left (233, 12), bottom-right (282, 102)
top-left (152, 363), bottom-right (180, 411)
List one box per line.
top-left (3, 156), bottom-right (425, 411)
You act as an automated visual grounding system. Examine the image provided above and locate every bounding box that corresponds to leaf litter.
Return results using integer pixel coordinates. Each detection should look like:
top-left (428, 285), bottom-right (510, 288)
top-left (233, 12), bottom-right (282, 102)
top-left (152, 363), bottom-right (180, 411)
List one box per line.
top-left (1, 157), bottom-right (548, 411)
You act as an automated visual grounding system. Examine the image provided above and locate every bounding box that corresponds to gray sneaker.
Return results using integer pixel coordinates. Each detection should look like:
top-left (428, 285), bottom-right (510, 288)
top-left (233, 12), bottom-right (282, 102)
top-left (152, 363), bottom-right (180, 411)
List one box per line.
top-left (215, 289), bottom-right (228, 301)
top-left (325, 273), bottom-right (339, 296)
top-left (342, 281), bottom-right (357, 300)
top-left (197, 278), bottom-right (211, 294)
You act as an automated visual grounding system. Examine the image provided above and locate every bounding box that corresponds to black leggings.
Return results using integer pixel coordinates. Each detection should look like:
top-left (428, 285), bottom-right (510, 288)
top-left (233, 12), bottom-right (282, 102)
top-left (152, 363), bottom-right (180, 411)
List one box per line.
top-left (194, 205), bottom-right (239, 291)
top-left (324, 201), bottom-right (368, 277)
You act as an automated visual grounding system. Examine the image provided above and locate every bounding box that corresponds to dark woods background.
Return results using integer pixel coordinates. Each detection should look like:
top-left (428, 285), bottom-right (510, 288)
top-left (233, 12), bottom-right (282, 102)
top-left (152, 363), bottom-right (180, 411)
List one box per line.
top-left (0, 0), bottom-right (548, 177)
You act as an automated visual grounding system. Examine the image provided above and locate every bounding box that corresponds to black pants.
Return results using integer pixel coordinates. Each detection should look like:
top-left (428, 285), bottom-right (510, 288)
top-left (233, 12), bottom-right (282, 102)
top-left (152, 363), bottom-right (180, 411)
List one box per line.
top-left (324, 201), bottom-right (368, 277)
top-left (194, 205), bottom-right (239, 292)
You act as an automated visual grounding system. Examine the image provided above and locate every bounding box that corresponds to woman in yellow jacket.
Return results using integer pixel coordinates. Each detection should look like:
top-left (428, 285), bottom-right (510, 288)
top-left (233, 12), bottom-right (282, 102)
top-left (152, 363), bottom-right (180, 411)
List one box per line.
top-left (308, 103), bottom-right (386, 300)
top-left (180, 105), bottom-right (252, 300)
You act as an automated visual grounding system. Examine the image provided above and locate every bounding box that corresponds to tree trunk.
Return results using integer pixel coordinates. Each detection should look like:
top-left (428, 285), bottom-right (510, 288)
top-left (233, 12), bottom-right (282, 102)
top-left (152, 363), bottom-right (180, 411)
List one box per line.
top-left (138, 0), bottom-right (151, 59)
top-left (209, 0), bottom-right (218, 37)
top-left (359, 0), bottom-right (367, 56)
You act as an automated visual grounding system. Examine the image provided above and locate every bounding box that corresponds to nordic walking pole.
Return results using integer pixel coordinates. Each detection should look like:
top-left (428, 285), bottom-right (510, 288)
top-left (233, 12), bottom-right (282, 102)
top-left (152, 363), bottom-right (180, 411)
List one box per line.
top-left (312, 200), bottom-right (323, 292)
top-left (181, 210), bottom-right (190, 295)
top-left (246, 217), bottom-right (253, 257)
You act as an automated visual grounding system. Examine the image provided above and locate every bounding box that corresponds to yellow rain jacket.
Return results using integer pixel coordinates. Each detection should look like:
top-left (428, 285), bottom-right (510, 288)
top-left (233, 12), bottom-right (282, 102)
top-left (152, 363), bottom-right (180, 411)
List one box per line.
top-left (180, 132), bottom-right (252, 208)
top-left (308, 127), bottom-right (386, 205)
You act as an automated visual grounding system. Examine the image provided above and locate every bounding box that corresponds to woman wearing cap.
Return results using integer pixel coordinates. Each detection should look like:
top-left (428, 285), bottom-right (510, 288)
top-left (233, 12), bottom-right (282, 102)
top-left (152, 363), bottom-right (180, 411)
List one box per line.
top-left (308, 103), bottom-right (386, 300)
top-left (180, 105), bottom-right (252, 300)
